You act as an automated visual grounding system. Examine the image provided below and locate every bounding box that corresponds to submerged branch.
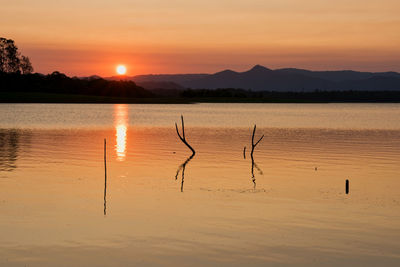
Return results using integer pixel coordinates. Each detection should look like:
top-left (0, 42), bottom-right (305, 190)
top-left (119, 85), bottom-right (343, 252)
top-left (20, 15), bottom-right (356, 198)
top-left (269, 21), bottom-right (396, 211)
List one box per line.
top-left (248, 124), bottom-right (264, 189)
top-left (175, 115), bottom-right (195, 155)
top-left (250, 124), bottom-right (264, 160)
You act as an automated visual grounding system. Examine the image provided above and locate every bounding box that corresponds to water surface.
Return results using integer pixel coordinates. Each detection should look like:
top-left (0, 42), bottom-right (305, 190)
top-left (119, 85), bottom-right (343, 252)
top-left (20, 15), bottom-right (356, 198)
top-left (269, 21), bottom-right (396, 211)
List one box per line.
top-left (0, 103), bottom-right (399, 266)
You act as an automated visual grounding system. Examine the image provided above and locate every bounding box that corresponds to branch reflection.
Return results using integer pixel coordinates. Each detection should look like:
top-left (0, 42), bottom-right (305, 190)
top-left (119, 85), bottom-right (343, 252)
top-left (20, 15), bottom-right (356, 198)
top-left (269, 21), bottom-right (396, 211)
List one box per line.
top-left (104, 177), bottom-right (107, 215)
top-left (250, 153), bottom-right (263, 190)
top-left (175, 154), bottom-right (195, 192)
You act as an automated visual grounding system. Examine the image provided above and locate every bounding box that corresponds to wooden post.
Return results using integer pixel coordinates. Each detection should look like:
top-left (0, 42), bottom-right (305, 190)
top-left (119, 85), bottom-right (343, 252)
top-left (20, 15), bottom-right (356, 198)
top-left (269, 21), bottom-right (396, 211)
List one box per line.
top-left (104, 138), bottom-right (107, 215)
top-left (104, 138), bottom-right (107, 177)
top-left (346, 179), bottom-right (349, 194)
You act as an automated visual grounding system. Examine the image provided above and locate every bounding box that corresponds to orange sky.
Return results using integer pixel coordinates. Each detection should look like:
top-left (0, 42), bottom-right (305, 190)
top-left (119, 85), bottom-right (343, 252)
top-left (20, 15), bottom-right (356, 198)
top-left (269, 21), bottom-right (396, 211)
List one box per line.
top-left (2, 0), bottom-right (400, 76)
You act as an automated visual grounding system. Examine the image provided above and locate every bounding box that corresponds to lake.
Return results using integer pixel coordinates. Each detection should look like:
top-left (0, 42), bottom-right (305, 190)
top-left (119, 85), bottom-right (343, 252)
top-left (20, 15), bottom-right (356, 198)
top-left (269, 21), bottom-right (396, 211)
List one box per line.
top-left (0, 103), bottom-right (399, 266)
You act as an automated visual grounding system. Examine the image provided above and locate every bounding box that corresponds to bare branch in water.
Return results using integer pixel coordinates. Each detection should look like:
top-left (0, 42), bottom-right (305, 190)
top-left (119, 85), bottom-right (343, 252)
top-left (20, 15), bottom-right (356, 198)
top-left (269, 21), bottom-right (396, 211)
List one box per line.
top-left (249, 124), bottom-right (264, 189)
top-left (175, 115), bottom-right (195, 155)
top-left (251, 124), bottom-right (264, 160)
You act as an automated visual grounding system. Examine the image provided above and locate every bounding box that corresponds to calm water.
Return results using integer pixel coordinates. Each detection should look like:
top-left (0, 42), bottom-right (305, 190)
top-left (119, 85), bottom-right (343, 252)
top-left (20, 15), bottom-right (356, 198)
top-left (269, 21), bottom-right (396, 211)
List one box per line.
top-left (0, 103), bottom-right (399, 266)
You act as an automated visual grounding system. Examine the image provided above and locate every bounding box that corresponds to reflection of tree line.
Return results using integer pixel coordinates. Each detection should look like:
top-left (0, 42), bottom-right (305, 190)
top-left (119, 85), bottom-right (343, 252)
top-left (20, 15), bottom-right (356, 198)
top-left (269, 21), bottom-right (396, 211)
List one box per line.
top-left (0, 129), bottom-right (24, 171)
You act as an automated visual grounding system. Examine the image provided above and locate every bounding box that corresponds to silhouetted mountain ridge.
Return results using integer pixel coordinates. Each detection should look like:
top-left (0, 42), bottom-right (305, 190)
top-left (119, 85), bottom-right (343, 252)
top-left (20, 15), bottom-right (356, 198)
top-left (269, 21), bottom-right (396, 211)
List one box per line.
top-left (275, 68), bottom-right (400, 82)
top-left (104, 65), bottom-right (400, 92)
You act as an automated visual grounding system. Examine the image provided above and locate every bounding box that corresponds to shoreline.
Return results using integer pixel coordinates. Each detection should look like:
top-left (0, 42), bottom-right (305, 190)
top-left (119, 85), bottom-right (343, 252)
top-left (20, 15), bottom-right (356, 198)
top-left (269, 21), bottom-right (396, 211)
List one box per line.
top-left (2, 92), bottom-right (400, 104)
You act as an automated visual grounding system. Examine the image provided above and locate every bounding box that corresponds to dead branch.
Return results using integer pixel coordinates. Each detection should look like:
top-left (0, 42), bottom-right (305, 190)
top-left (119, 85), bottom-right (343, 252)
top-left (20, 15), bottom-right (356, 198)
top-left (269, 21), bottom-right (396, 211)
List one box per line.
top-left (250, 124), bottom-right (264, 160)
top-left (249, 125), bottom-right (264, 189)
top-left (175, 115), bottom-right (195, 155)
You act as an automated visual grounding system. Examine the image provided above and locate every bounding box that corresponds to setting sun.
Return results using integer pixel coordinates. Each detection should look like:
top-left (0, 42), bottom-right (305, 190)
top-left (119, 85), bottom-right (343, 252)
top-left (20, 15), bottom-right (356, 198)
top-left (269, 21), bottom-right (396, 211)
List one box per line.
top-left (116, 65), bottom-right (127, 75)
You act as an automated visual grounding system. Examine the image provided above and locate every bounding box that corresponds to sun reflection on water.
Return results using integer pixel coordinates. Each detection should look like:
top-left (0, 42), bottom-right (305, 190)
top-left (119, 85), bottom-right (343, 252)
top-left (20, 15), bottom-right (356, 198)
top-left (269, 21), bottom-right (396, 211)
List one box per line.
top-left (114, 104), bottom-right (128, 161)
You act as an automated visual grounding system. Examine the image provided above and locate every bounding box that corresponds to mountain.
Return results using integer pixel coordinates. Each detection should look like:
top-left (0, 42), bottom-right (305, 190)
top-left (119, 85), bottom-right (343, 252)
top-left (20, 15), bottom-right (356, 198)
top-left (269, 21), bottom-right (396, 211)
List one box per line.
top-left (131, 74), bottom-right (209, 84)
top-left (101, 65), bottom-right (400, 92)
top-left (182, 65), bottom-right (336, 91)
top-left (180, 65), bottom-right (400, 91)
top-left (78, 75), bottom-right (103, 81)
top-left (133, 81), bottom-right (184, 90)
top-left (106, 74), bottom-right (203, 91)
top-left (275, 68), bottom-right (400, 82)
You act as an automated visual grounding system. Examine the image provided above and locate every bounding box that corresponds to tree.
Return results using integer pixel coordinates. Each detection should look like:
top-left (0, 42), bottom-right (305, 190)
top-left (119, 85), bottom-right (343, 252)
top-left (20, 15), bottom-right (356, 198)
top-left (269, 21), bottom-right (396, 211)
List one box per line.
top-left (20, 56), bottom-right (33, 74)
top-left (0, 37), bottom-right (33, 74)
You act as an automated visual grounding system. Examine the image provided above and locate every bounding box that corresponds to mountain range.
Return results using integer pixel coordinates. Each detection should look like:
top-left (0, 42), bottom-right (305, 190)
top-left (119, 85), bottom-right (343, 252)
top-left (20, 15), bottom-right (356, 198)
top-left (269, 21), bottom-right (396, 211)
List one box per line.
top-left (108, 65), bottom-right (400, 92)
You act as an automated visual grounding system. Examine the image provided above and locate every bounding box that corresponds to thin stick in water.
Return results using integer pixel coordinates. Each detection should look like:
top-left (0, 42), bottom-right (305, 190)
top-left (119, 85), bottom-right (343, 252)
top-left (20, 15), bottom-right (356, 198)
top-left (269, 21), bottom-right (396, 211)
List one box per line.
top-left (104, 138), bottom-right (107, 215)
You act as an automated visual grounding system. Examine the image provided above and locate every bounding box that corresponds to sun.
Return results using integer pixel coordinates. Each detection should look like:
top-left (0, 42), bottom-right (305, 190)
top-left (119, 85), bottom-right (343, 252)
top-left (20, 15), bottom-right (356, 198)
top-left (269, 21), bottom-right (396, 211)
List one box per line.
top-left (116, 65), bottom-right (127, 75)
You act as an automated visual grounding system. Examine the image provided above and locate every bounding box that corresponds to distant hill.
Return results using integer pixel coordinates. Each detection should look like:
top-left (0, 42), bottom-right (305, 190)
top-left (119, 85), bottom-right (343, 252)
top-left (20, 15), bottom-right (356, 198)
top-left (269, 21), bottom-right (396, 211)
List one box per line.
top-left (180, 65), bottom-right (400, 91)
top-left (274, 68), bottom-right (400, 82)
top-left (87, 65), bottom-right (400, 92)
top-left (105, 65), bottom-right (400, 92)
top-left (106, 74), bottom-right (188, 92)
top-left (133, 81), bottom-right (184, 90)
top-left (132, 74), bottom-right (209, 84)
top-left (182, 65), bottom-right (337, 91)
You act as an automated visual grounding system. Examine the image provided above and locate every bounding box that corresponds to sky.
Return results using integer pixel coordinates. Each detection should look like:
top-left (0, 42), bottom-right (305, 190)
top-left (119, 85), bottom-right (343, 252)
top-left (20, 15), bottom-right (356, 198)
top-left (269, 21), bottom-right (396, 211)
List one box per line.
top-left (1, 0), bottom-right (400, 76)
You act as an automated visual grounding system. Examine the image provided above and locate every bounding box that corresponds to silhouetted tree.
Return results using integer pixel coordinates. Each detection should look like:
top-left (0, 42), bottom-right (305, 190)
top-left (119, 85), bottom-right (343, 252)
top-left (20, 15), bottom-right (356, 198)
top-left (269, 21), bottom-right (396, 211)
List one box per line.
top-left (0, 37), bottom-right (33, 74)
top-left (20, 55), bottom-right (33, 74)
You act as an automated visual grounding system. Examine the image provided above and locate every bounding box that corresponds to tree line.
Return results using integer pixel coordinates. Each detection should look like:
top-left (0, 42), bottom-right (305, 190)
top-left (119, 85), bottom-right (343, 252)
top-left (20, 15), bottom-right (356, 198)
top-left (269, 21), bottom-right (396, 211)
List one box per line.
top-left (0, 38), bottom-right (154, 99)
top-left (0, 71), bottom-right (154, 98)
top-left (181, 88), bottom-right (400, 102)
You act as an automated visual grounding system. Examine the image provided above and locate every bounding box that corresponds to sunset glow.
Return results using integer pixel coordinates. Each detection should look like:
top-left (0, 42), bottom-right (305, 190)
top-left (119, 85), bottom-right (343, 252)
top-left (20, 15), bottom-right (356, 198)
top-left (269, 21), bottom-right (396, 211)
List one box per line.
top-left (2, 0), bottom-right (399, 76)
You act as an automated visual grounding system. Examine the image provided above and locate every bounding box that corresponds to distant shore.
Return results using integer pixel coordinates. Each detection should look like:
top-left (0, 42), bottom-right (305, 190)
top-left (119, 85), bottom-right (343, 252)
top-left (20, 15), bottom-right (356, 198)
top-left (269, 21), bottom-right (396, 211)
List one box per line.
top-left (2, 72), bottom-right (400, 103)
top-left (2, 91), bottom-right (400, 104)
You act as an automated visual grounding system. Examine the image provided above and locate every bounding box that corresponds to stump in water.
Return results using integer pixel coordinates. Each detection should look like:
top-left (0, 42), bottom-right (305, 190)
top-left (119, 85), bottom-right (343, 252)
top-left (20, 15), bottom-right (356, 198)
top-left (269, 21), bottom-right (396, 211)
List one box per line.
top-left (346, 179), bottom-right (349, 194)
